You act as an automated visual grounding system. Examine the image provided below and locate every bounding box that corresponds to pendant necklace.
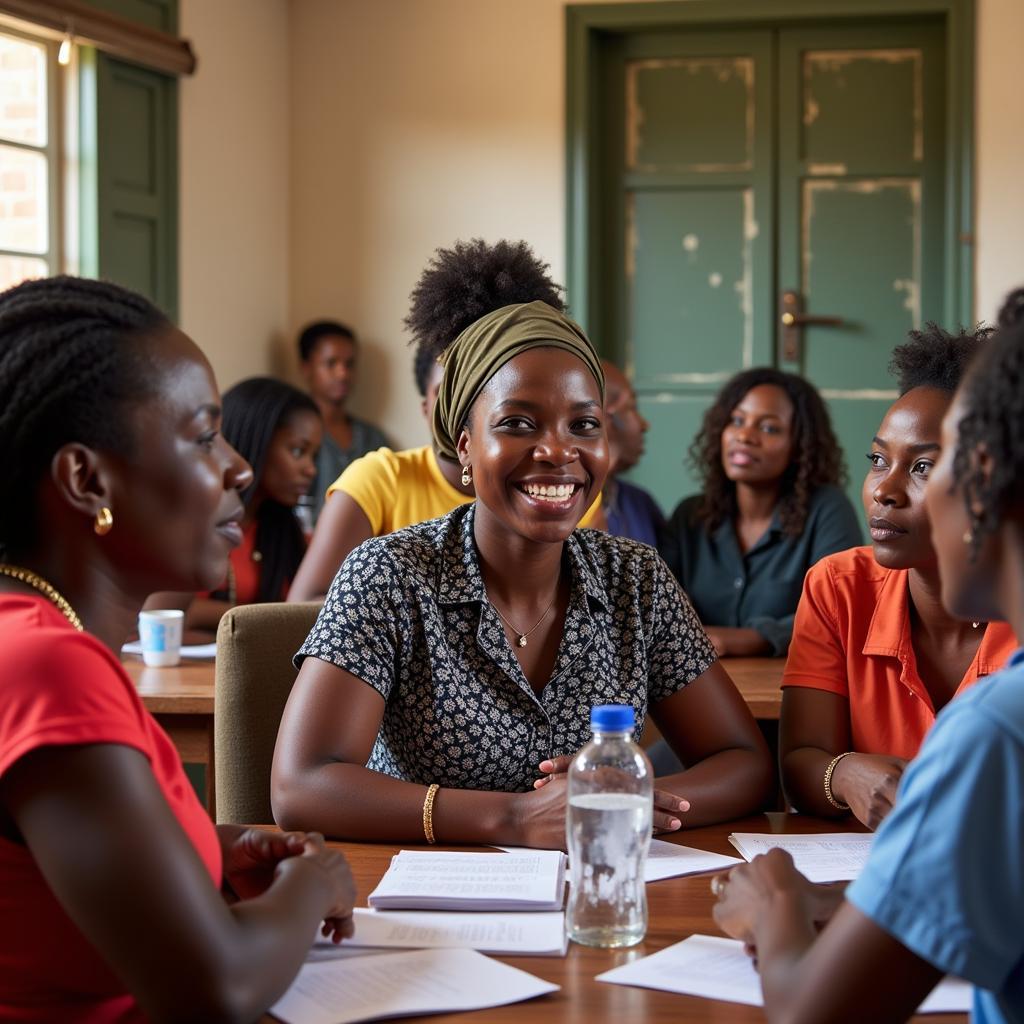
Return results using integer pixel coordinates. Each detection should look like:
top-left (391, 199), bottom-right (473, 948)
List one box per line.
top-left (490, 592), bottom-right (558, 648)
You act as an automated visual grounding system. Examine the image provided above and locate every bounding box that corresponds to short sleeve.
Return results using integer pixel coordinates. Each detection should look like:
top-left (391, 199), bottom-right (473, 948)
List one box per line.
top-left (294, 537), bottom-right (405, 699)
top-left (646, 552), bottom-right (717, 704)
top-left (846, 691), bottom-right (1024, 990)
top-left (0, 629), bottom-right (149, 779)
top-left (325, 448), bottom-right (400, 534)
top-left (781, 559), bottom-right (849, 696)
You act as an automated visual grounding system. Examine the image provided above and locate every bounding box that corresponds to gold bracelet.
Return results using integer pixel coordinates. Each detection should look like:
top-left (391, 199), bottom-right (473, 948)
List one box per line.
top-left (422, 783), bottom-right (440, 844)
top-left (823, 752), bottom-right (853, 810)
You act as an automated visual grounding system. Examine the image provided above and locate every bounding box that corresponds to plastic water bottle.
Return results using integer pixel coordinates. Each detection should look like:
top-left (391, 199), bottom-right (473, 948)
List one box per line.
top-left (565, 704), bottom-right (653, 948)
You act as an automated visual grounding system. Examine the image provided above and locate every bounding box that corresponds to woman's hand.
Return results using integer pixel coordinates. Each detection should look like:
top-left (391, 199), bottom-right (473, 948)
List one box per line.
top-left (221, 827), bottom-right (311, 901)
top-left (512, 774), bottom-right (572, 849)
top-left (534, 756), bottom-right (688, 833)
top-left (704, 626), bottom-right (772, 657)
top-left (287, 833), bottom-right (357, 943)
top-left (830, 753), bottom-right (907, 830)
top-left (711, 849), bottom-right (812, 946)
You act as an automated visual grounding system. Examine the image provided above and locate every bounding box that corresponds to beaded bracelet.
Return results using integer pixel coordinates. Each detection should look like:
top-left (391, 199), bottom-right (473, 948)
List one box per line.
top-left (422, 783), bottom-right (440, 844)
top-left (823, 751), bottom-right (853, 811)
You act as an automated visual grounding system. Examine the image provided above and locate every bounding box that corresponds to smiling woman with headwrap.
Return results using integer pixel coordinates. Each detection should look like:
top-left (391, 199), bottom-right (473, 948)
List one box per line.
top-left (272, 301), bottom-right (773, 848)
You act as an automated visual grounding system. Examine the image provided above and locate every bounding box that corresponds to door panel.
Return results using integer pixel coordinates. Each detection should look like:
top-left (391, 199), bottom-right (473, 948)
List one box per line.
top-left (778, 24), bottom-right (946, 511)
top-left (608, 31), bottom-right (774, 514)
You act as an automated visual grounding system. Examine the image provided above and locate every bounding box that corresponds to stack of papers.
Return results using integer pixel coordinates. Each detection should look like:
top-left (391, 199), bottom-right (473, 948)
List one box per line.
top-left (728, 832), bottom-right (873, 883)
top-left (273, 947), bottom-right (558, 1024)
top-left (597, 934), bottom-right (972, 1014)
top-left (313, 907), bottom-right (568, 957)
top-left (367, 849), bottom-right (566, 911)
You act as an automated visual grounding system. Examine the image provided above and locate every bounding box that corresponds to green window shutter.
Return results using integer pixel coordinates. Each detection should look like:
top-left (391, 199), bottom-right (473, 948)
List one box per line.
top-left (77, 0), bottom-right (179, 319)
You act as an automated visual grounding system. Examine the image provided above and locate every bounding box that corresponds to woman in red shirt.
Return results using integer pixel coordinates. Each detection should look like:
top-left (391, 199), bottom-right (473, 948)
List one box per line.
top-left (0, 276), bottom-right (354, 1022)
top-left (780, 323), bottom-right (1016, 829)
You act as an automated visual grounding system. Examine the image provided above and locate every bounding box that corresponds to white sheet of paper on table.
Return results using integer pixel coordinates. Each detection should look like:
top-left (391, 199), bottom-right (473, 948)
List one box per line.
top-left (491, 840), bottom-right (741, 883)
top-left (728, 832), bottom-right (873, 882)
top-left (271, 946), bottom-right (559, 1024)
top-left (596, 933), bottom-right (972, 1014)
top-left (121, 640), bottom-right (218, 660)
top-left (311, 907), bottom-right (568, 957)
top-left (367, 849), bottom-right (565, 911)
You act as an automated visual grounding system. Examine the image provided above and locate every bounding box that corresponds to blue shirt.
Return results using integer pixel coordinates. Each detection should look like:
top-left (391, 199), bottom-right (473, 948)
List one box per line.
top-left (847, 648), bottom-right (1024, 1024)
top-left (605, 478), bottom-right (664, 548)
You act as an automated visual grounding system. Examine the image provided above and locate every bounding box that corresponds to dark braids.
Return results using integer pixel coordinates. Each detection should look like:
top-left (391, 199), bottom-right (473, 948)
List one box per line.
top-left (952, 315), bottom-right (1024, 559)
top-left (0, 275), bottom-right (169, 560)
top-left (690, 367), bottom-right (846, 536)
top-left (214, 377), bottom-right (320, 603)
top-left (405, 238), bottom-right (565, 395)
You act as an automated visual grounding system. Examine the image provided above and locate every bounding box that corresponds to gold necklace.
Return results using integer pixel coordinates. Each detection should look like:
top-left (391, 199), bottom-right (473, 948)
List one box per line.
top-left (0, 564), bottom-right (84, 631)
top-left (490, 591), bottom-right (558, 648)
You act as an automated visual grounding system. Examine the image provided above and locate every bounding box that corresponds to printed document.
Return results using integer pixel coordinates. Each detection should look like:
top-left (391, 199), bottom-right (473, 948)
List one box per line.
top-left (271, 946), bottom-right (558, 1024)
top-left (367, 849), bottom-right (566, 911)
top-left (597, 934), bottom-right (971, 1014)
top-left (728, 832), bottom-right (872, 882)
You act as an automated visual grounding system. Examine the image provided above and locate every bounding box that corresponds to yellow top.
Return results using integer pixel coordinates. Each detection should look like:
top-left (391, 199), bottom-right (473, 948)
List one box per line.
top-left (327, 445), bottom-right (602, 535)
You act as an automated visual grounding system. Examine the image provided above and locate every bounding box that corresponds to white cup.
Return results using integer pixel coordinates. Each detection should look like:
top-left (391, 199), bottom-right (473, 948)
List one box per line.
top-left (138, 609), bottom-right (184, 667)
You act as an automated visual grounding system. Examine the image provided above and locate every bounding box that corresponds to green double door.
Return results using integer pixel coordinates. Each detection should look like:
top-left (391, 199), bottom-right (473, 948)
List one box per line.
top-left (598, 21), bottom-right (946, 516)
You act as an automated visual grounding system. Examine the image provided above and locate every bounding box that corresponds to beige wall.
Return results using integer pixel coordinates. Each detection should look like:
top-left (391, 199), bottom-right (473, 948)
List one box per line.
top-left (179, 0), bottom-right (291, 393)
top-left (287, 0), bottom-right (1024, 451)
top-left (975, 0), bottom-right (1024, 324)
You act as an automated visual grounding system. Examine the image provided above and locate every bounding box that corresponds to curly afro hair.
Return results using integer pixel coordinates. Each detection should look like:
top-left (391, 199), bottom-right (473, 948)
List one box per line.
top-left (689, 367), bottom-right (846, 536)
top-left (888, 322), bottom-right (993, 396)
top-left (952, 313), bottom-right (1024, 559)
top-left (404, 239), bottom-right (565, 396)
top-left (997, 287), bottom-right (1024, 329)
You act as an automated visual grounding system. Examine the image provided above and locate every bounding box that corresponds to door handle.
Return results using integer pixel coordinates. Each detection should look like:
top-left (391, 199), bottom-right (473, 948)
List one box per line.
top-left (779, 290), bottom-right (845, 362)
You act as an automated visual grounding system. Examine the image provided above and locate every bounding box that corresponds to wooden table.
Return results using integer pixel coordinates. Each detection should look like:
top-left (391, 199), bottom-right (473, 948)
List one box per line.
top-left (723, 657), bottom-right (784, 720)
top-left (123, 656), bottom-right (216, 816)
top-left (274, 813), bottom-right (962, 1024)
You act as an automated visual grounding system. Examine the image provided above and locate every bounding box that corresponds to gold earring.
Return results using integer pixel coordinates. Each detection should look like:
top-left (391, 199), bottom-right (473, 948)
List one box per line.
top-left (461, 465), bottom-right (472, 487)
top-left (963, 530), bottom-right (973, 545)
top-left (94, 507), bottom-right (114, 535)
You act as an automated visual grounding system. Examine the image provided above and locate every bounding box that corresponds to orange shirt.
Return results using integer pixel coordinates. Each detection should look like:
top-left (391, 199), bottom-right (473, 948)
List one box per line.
top-left (783, 546), bottom-right (1018, 760)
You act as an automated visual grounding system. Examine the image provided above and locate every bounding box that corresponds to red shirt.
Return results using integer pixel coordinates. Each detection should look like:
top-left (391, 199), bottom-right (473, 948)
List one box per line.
top-left (198, 521), bottom-right (286, 604)
top-left (783, 546), bottom-right (1018, 760)
top-left (0, 596), bottom-right (221, 1022)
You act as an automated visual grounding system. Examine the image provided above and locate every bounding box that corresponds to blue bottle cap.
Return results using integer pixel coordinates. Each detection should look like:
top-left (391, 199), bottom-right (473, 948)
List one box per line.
top-left (590, 704), bottom-right (635, 732)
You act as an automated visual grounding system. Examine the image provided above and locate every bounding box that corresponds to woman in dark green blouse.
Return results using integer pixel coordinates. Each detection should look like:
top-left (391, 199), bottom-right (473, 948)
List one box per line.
top-left (659, 368), bottom-right (861, 658)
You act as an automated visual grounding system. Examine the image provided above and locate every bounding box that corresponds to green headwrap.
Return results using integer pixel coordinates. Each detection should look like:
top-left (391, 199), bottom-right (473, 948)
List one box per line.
top-left (431, 300), bottom-right (606, 461)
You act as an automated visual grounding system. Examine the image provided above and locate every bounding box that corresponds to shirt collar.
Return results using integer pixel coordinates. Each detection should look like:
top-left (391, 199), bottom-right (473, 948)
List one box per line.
top-left (862, 564), bottom-right (911, 657)
top-left (435, 503), bottom-right (609, 612)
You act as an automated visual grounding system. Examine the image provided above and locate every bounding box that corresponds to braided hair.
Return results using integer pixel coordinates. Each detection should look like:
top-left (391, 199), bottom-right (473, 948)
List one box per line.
top-left (888, 322), bottom-right (993, 395)
top-left (0, 275), bottom-right (169, 560)
top-left (690, 368), bottom-right (846, 536)
top-left (405, 239), bottom-right (565, 395)
top-left (216, 377), bottom-right (320, 603)
top-left (952, 314), bottom-right (1024, 558)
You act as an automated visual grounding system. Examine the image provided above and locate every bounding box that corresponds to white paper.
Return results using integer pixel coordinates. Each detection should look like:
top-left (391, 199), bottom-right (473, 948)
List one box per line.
top-left (311, 907), bottom-right (567, 957)
top-left (644, 838), bottom-right (743, 882)
top-left (368, 849), bottom-right (566, 911)
top-left (121, 640), bottom-right (217, 660)
top-left (271, 946), bottom-right (558, 1024)
top-left (597, 933), bottom-right (972, 1014)
top-left (728, 832), bottom-right (873, 883)
top-left (492, 841), bottom-right (741, 883)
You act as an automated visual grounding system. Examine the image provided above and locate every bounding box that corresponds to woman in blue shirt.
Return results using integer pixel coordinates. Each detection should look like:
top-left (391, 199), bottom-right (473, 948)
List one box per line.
top-left (711, 305), bottom-right (1024, 1023)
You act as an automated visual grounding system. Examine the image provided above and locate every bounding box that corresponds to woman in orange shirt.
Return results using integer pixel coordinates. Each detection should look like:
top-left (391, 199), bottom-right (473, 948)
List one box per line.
top-left (780, 323), bottom-right (1017, 829)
